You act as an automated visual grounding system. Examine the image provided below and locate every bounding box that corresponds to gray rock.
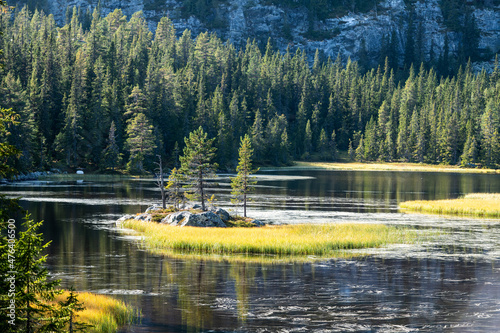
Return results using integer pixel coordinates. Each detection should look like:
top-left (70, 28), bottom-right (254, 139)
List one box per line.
top-left (210, 207), bottom-right (231, 222)
top-left (180, 202), bottom-right (203, 210)
top-left (250, 219), bottom-right (265, 227)
top-left (162, 211), bottom-right (192, 226)
top-left (116, 214), bottom-right (134, 225)
top-left (134, 213), bottom-right (152, 222)
top-left (181, 211), bottom-right (226, 227)
top-left (31, 0), bottom-right (500, 72)
top-left (145, 205), bottom-right (161, 213)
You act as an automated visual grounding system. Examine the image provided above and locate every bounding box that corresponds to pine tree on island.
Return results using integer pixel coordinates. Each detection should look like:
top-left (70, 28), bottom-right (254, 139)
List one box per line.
top-left (231, 134), bottom-right (259, 218)
top-left (179, 127), bottom-right (218, 211)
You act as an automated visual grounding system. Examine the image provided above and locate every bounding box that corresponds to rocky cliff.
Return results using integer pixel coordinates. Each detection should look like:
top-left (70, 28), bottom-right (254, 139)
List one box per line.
top-left (14, 0), bottom-right (500, 66)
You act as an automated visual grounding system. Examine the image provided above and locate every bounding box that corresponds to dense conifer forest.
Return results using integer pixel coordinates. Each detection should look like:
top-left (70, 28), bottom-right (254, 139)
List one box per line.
top-left (0, 6), bottom-right (499, 173)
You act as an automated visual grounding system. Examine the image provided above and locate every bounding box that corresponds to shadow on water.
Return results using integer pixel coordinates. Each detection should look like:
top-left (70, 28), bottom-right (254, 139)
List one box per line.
top-left (1, 170), bottom-right (500, 332)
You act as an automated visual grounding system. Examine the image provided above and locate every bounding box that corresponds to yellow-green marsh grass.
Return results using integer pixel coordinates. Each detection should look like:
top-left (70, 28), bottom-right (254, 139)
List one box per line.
top-left (399, 193), bottom-right (500, 218)
top-left (270, 161), bottom-right (500, 174)
top-left (54, 291), bottom-right (138, 333)
top-left (121, 219), bottom-right (418, 259)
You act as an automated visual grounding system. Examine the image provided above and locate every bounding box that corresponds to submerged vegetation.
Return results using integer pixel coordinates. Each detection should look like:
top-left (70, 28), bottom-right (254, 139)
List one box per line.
top-left (121, 220), bottom-right (418, 259)
top-left (400, 193), bottom-right (500, 217)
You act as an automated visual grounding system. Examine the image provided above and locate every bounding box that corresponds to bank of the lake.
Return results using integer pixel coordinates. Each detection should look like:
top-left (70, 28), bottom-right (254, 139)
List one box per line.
top-left (400, 193), bottom-right (500, 218)
top-left (269, 161), bottom-right (500, 174)
top-left (120, 219), bottom-right (418, 261)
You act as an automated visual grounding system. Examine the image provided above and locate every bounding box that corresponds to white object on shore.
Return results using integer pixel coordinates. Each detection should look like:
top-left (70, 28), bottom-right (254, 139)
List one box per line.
top-left (76, 170), bottom-right (84, 175)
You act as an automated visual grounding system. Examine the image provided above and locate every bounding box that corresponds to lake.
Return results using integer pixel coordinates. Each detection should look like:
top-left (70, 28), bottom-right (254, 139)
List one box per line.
top-left (2, 170), bottom-right (500, 332)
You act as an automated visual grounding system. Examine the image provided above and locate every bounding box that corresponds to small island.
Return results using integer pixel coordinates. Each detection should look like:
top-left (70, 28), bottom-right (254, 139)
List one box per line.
top-left (116, 127), bottom-right (419, 261)
top-left (118, 205), bottom-right (417, 260)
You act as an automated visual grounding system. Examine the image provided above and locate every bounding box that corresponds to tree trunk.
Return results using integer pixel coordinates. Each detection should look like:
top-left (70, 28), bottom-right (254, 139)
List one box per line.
top-left (157, 155), bottom-right (166, 209)
top-left (200, 169), bottom-right (205, 211)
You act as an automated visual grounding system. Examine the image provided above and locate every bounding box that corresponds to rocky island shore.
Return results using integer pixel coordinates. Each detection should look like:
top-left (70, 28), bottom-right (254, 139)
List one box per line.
top-left (117, 204), bottom-right (265, 228)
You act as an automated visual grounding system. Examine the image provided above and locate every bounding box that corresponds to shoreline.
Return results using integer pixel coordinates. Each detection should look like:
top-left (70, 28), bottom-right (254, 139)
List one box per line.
top-left (261, 161), bottom-right (500, 174)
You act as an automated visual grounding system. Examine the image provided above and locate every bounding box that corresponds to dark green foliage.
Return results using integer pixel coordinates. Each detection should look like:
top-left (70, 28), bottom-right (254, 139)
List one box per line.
top-left (231, 134), bottom-right (259, 217)
top-left (0, 6), bottom-right (499, 174)
top-left (179, 127), bottom-right (218, 211)
top-left (125, 113), bottom-right (156, 173)
top-left (0, 215), bottom-right (87, 332)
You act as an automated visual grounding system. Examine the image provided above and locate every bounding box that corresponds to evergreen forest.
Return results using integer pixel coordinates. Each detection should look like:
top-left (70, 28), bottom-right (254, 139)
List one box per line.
top-left (0, 6), bottom-right (499, 174)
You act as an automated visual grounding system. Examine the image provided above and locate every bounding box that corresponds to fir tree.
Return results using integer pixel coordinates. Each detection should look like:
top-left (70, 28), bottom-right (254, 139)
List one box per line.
top-left (179, 127), bottom-right (218, 211)
top-left (0, 215), bottom-right (87, 333)
top-left (166, 167), bottom-right (185, 210)
top-left (303, 120), bottom-right (312, 160)
top-left (355, 135), bottom-right (365, 162)
top-left (231, 135), bottom-right (259, 217)
top-left (101, 121), bottom-right (122, 171)
top-left (125, 113), bottom-right (156, 173)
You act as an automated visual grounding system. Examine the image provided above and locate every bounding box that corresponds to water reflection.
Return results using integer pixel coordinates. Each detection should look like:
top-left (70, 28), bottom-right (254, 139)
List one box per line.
top-left (1, 171), bottom-right (500, 332)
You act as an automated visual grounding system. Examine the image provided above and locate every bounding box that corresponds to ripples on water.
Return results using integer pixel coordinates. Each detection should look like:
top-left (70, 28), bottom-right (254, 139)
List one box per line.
top-left (2, 171), bottom-right (500, 332)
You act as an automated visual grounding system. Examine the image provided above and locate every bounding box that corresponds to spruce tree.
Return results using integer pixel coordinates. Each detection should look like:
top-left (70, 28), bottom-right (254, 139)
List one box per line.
top-left (166, 167), bottom-right (185, 210)
top-left (303, 120), bottom-right (312, 159)
top-left (0, 215), bottom-right (87, 333)
top-left (231, 135), bottom-right (259, 217)
top-left (179, 127), bottom-right (218, 211)
top-left (125, 113), bottom-right (156, 173)
top-left (101, 121), bottom-right (122, 171)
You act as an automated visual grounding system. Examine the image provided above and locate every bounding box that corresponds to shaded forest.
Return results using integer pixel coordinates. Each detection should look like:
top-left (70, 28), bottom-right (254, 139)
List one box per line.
top-left (0, 6), bottom-right (499, 173)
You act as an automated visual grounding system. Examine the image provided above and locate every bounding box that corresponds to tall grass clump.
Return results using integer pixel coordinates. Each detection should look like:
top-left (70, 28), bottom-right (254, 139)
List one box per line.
top-left (54, 291), bottom-right (138, 332)
top-left (122, 220), bottom-right (416, 258)
top-left (399, 193), bottom-right (500, 218)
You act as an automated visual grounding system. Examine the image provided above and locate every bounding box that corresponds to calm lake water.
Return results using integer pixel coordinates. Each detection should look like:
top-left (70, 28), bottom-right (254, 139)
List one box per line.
top-left (3, 170), bottom-right (500, 332)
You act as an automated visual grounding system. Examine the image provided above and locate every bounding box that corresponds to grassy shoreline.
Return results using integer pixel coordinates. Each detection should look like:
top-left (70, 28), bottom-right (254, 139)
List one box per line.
top-left (264, 161), bottom-right (500, 174)
top-left (53, 291), bottom-right (138, 332)
top-left (399, 193), bottom-right (500, 218)
top-left (120, 220), bottom-right (418, 261)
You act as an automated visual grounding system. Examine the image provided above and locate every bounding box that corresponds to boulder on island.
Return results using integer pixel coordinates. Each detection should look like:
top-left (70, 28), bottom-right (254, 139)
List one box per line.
top-left (161, 211), bottom-right (192, 226)
top-left (116, 214), bottom-right (134, 225)
top-left (162, 211), bottom-right (226, 228)
top-left (250, 219), bottom-right (265, 227)
top-left (145, 205), bottom-right (162, 213)
top-left (134, 213), bottom-right (152, 222)
top-left (210, 207), bottom-right (231, 222)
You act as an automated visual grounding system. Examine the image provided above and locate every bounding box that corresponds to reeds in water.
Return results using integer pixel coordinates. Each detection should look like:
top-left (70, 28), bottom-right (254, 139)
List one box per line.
top-left (399, 193), bottom-right (500, 218)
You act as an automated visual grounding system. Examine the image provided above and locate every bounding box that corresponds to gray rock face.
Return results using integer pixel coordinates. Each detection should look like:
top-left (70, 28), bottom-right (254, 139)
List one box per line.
top-left (181, 211), bottom-right (227, 228)
top-left (21, 0), bottom-right (499, 66)
top-left (162, 210), bottom-right (227, 227)
top-left (210, 207), bottom-right (231, 222)
top-left (116, 214), bottom-right (134, 225)
top-left (250, 219), bottom-right (265, 227)
top-left (134, 213), bottom-right (152, 222)
top-left (162, 211), bottom-right (192, 226)
top-left (145, 205), bottom-right (161, 213)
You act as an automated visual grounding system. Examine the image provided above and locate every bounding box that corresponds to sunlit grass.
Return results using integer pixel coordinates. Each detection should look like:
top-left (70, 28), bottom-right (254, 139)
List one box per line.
top-left (270, 161), bottom-right (500, 174)
top-left (399, 193), bottom-right (500, 218)
top-left (53, 291), bottom-right (138, 333)
top-left (121, 220), bottom-right (417, 259)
